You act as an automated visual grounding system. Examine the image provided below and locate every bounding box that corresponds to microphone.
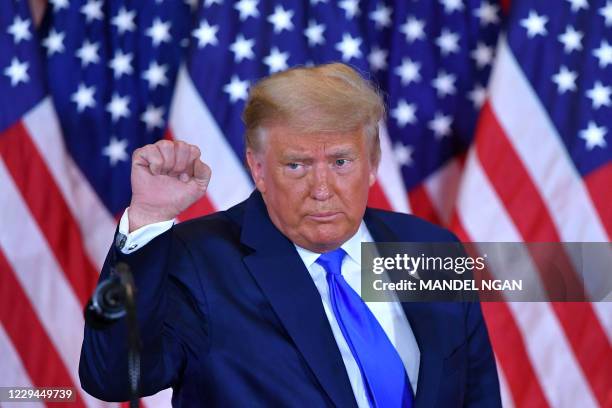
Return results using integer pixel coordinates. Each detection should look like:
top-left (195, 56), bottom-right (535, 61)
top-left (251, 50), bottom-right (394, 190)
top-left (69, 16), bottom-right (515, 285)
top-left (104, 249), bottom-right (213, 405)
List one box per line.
top-left (84, 262), bottom-right (132, 330)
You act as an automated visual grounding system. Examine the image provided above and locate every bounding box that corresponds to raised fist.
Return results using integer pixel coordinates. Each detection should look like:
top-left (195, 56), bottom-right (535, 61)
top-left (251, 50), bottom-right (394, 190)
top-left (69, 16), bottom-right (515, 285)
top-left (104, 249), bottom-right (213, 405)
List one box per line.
top-left (128, 140), bottom-right (211, 232)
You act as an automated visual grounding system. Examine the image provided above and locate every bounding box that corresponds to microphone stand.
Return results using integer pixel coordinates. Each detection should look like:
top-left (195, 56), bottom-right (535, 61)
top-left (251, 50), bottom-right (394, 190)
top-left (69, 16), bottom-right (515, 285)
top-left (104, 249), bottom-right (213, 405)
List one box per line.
top-left (84, 262), bottom-right (141, 408)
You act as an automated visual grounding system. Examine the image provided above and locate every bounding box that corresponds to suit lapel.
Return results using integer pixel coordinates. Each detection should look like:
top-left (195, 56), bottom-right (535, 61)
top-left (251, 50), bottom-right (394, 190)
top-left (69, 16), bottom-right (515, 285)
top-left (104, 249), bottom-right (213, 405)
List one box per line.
top-left (241, 192), bottom-right (357, 408)
top-left (364, 210), bottom-right (444, 408)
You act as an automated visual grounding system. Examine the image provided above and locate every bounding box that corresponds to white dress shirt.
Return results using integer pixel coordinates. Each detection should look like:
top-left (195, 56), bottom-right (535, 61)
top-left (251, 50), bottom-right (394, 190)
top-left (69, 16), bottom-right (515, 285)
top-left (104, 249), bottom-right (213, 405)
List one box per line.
top-left (118, 209), bottom-right (420, 407)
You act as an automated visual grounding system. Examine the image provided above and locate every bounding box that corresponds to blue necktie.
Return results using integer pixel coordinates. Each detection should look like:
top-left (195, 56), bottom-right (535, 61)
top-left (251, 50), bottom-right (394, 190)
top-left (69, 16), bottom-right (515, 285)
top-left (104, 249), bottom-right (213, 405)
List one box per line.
top-left (316, 248), bottom-right (413, 408)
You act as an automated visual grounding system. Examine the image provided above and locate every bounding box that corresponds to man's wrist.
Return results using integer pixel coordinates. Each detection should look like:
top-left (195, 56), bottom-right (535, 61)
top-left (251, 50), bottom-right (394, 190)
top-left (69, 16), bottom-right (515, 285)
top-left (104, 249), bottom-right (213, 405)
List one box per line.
top-left (128, 204), bottom-right (176, 232)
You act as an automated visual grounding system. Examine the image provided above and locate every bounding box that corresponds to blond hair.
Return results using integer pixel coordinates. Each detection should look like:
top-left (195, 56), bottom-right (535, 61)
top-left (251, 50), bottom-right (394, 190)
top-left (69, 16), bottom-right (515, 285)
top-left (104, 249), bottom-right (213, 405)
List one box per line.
top-left (242, 63), bottom-right (384, 163)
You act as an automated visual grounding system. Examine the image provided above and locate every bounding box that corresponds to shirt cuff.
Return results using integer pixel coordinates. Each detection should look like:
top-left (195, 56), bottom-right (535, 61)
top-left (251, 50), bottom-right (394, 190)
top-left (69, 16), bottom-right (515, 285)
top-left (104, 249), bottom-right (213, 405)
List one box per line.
top-left (116, 208), bottom-right (175, 254)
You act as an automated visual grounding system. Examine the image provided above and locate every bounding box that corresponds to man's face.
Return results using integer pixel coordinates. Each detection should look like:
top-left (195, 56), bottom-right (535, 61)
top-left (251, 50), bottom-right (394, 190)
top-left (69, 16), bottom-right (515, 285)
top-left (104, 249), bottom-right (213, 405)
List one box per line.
top-left (247, 124), bottom-right (377, 253)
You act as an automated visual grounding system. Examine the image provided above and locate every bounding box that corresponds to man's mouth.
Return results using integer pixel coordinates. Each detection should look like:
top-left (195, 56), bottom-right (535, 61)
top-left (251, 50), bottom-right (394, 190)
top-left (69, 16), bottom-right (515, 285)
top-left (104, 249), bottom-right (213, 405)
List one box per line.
top-left (307, 212), bottom-right (341, 222)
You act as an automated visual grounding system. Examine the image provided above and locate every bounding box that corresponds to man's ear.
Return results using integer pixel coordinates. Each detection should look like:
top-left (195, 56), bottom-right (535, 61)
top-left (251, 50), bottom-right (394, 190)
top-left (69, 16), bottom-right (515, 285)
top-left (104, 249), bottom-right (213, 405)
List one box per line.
top-left (368, 158), bottom-right (378, 188)
top-left (246, 148), bottom-right (266, 194)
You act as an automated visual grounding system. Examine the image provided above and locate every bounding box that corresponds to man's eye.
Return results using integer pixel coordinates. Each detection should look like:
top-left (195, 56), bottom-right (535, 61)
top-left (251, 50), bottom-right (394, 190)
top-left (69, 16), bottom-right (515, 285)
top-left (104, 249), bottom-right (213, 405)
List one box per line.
top-left (335, 159), bottom-right (349, 167)
top-left (287, 163), bottom-right (301, 170)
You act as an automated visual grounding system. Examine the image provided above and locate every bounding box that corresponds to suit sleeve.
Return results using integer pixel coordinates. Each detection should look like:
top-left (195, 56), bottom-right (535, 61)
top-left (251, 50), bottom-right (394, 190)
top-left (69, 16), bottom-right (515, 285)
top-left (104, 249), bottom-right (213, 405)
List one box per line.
top-left (79, 228), bottom-right (209, 401)
top-left (463, 301), bottom-right (502, 407)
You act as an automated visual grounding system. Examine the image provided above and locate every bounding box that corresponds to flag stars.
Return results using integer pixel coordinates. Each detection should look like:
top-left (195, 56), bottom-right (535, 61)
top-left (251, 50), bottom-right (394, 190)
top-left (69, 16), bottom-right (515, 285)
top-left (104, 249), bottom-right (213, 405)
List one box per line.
top-left (440, 0), bottom-right (464, 14)
top-left (80, 0), bottom-right (104, 23)
top-left (474, 2), bottom-right (499, 26)
top-left (521, 10), bottom-right (548, 38)
top-left (579, 122), bottom-right (607, 150)
top-left (140, 105), bottom-right (165, 131)
top-left (558, 26), bottom-right (583, 53)
top-left (193, 20), bottom-right (219, 48)
top-left (468, 84), bottom-right (487, 109)
top-left (339, 0), bottom-right (360, 19)
top-left (204, 0), bottom-right (223, 7)
top-left (49, 0), bottom-right (69, 11)
top-left (566, 0), bottom-right (588, 12)
top-left (369, 4), bottom-right (392, 29)
top-left (368, 47), bottom-right (388, 71)
top-left (263, 47), bottom-right (289, 74)
top-left (7, 16), bottom-right (31, 44)
top-left (552, 66), bottom-right (577, 94)
top-left (391, 100), bottom-right (417, 127)
top-left (230, 34), bottom-right (255, 62)
top-left (432, 71), bottom-right (456, 97)
top-left (586, 81), bottom-right (611, 109)
top-left (395, 58), bottom-right (421, 86)
top-left (71, 83), bottom-right (96, 112)
top-left (393, 142), bottom-right (414, 167)
top-left (76, 40), bottom-right (100, 67)
top-left (600, 1), bottom-right (612, 26)
top-left (471, 42), bottom-right (494, 68)
top-left (304, 20), bottom-right (325, 46)
top-left (268, 6), bottom-right (294, 33)
top-left (43, 29), bottom-right (65, 55)
top-left (436, 29), bottom-right (460, 56)
top-left (400, 17), bottom-right (425, 43)
top-left (3, 58), bottom-right (29, 86)
top-left (102, 137), bottom-right (129, 166)
top-left (146, 18), bottom-right (172, 46)
top-left (593, 40), bottom-right (612, 68)
top-left (111, 7), bottom-right (136, 34)
top-left (142, 61), bottom-right (168, 90)
top-left (235, 0), bottom-right (259, 21)
top-left (109, 50), bottom-right (133, 78)
top-left (224, 75), bottom-right (249, 102)
top-left (335, 33), bottom-right (362, 61)
top-left (106, 94), bottom-right (131, 122)
top-left (429, 112), bottom-right (453, 139)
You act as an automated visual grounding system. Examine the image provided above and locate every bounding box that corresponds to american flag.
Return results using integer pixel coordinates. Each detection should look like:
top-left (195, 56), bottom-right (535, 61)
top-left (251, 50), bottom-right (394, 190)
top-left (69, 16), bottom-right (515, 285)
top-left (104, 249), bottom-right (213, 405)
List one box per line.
top-left (0, 0), bottom-right (610, 407)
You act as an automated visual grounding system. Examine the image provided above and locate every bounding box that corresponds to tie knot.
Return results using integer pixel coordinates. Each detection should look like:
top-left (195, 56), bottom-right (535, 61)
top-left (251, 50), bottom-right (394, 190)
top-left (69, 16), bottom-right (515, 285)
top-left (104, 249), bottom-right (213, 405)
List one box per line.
top-left (315, 248), bottom-right (347, 276)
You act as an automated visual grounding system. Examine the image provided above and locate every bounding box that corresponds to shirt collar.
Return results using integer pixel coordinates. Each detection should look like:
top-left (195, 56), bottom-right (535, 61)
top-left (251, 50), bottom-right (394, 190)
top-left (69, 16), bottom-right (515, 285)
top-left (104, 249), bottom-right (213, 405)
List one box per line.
top-left (294, 221), bottom-right (371, 268)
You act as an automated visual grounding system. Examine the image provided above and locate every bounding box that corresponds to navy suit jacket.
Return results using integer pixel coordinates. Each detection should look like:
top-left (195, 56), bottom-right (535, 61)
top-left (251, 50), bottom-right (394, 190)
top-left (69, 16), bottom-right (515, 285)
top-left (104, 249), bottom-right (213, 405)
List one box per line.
top-left (79, 190), bottom-right (501, 407)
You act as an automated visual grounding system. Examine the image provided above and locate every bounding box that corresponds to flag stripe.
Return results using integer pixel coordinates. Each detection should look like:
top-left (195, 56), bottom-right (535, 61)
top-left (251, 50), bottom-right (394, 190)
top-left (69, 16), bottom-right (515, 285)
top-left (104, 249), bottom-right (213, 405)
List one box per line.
top-left (0, 159), bottom-right (109, 408)
top-left (508, 302), bottom-right (599, 408)
top-left (0, 121), bottom-right (98, 306)
top-left (475, 102), bottom-right (610, 404)
top-left (22, 98), bottom-right (115, 269)
top-left (423, 157), bottom-right (463, 226)
top-left (376, 123), bottom-right (410, 213)
top-left (550, 302), bottom-right (612, 407)
top-left (169, 66), bottom-right (253, 211)
top-left (584, 162), bottom-right (612, 237)
top-left (488, 38), bottom-right (609, 243)
top-left (408, 185), bottom-right (442, 225)
top-left (0, 250), bottom-right (86, 408)
top-left (0, 326), bottom-right (45, 408)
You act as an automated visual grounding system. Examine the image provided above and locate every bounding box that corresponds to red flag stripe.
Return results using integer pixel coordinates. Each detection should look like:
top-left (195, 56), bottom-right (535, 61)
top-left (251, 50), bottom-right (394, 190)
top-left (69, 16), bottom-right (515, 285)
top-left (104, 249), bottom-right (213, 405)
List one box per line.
top-left (476, 103), bottom-right (611, 407)
top-left (0, 250), bottom-right (87, 408)
top-left (367, 181), bottom-right (394, 211)
top-left (453, 153), bottom-right (598, 406)
top-left (23, 98), bottom-right (116, 269)
top-left (408, 185), bottom-right (442, 225)
top-left (0, 121), bottom-right (99, 307)
top-left (584, 162), bottom-right (612, 238)
top-left (451, 219), bottom-right (550, 408)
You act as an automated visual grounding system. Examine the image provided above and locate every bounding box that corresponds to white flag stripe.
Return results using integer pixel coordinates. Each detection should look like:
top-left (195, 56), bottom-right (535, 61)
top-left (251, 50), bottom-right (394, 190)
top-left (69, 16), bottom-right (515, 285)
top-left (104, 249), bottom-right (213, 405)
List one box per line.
top-left (0, 159), bottom-right (111, 408)
top-left (0, 326), bottom-right (45, 408)
top-left (23, 98), bottom-right (115, 269)
top-left (424, 157), bottom-right (462, 225)
top-left (170, 66), bottom-right (253, 210)
top-left (496, 359), bottom-right (515, 408)
top-left (456, 150), bottom-right (522, 242)
top-left (592, 303), bottom-right (612, 344)
top-left (457, 152), bottom-right (548, 301)
top-left (377, 122), bottom-right (410, 213)
top-left (507, 302), bottom-right (598, 408)
top-left (489, 38), bottom-right (609, 243)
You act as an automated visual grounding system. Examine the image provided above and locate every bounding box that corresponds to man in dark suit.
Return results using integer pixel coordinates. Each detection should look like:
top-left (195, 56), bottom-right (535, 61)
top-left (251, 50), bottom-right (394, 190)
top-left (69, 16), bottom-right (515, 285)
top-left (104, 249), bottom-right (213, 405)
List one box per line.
top-left (80, 63), bottom-right (501, 407)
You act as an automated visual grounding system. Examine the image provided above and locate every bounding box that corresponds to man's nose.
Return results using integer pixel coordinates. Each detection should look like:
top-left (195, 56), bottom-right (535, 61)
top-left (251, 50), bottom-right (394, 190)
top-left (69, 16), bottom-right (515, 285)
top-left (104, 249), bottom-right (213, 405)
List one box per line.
top-left (311, 164), bottom-right (332, 201)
